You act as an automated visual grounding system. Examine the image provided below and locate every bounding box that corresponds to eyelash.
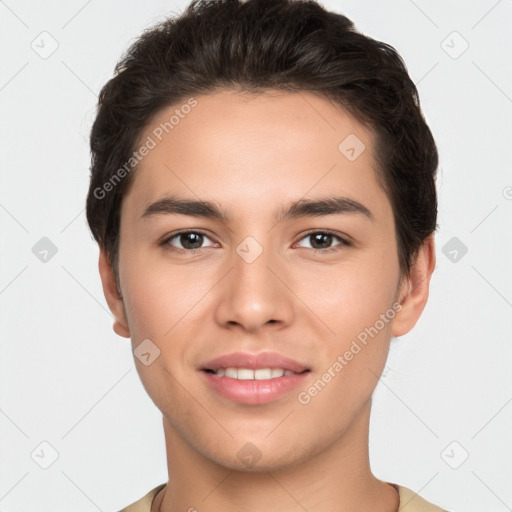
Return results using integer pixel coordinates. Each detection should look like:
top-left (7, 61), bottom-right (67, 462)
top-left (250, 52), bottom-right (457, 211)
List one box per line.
top-left (160, 229), bottom-right (352, 254)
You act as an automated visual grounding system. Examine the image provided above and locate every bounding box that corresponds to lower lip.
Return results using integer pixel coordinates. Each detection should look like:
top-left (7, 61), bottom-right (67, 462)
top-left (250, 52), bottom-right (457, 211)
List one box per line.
top-left (201, 370), bottom-right (310, 405)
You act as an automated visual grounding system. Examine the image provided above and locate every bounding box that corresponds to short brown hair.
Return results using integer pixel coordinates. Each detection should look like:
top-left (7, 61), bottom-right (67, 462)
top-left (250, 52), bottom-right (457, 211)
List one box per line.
top-left (86, 0), bottom-right (438, 283)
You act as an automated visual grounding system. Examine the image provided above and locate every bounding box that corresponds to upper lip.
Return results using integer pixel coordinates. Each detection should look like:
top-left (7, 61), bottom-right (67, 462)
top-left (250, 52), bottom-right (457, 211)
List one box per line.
top-left (201, 352), bottom-right (309, 373)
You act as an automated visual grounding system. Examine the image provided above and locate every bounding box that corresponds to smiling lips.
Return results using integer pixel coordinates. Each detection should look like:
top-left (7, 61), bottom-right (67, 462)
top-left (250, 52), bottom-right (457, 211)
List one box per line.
top-left (202, 351), bottom-right (309, 373)
top-left (211, 367), bottom-right (296, 379)
top-left (200, 351), bottom-right (311, 405)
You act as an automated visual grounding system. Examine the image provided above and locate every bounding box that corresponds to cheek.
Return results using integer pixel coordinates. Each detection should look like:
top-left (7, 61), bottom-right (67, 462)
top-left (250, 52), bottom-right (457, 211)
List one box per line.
top-left (298, 253), bottom-right (400, 340)
top-left (118, 244), bottom-right (191, 333)
top-left (118, 254), bottom-right (200, 404)
top-left (296, 266), bottom-right (398, 420)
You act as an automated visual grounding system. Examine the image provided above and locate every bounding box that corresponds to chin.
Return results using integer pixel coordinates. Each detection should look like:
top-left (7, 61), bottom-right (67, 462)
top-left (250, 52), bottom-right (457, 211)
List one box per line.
top-left (203, 437), bottom-right (316, 474)
top-left (216, 451), bottom-right (304, 474)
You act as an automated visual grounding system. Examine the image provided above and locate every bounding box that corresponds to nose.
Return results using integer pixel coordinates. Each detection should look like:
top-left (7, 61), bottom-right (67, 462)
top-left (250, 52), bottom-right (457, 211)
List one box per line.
top-left (214, 237), bottom-right (295, 333)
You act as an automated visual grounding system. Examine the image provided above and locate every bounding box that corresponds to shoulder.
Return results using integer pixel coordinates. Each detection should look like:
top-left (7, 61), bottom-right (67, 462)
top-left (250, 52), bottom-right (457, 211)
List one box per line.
top-left (118, 483), bottom-right (166, 512)
top-left (396, 484), bottom-right (451, 512)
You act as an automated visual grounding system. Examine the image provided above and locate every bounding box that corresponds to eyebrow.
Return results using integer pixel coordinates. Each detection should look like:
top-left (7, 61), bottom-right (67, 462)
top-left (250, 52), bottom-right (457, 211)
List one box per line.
top-left (141, 195), bottom-right (374, 223)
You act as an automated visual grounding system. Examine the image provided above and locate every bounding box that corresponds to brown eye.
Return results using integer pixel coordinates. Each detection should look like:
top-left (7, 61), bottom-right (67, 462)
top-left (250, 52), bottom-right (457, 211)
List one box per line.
top-left (297, 231), bottom-right (351, 252)
top-left (162, 230), bottom-right (215, 252)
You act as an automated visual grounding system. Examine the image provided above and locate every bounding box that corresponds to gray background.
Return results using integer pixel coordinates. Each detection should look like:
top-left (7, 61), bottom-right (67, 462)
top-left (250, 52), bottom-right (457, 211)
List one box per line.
top-left (1, 0), bottom-right (511, 510)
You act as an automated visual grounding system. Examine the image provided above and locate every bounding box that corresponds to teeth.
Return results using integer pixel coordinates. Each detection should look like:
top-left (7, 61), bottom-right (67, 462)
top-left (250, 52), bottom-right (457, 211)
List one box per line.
top-left (271, 368), bottom-right (284, 378)
top-left (237, 368), bottom-right (255, 380)
top-left (256, 368), bottom-right (274, 379)
top-left (225, 368), bottom-right (238, 378)
top-left (213, 368), bottom-right (297, 380)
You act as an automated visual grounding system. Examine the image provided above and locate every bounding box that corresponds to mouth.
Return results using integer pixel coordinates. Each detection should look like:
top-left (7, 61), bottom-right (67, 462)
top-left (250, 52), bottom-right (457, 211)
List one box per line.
top-left (201, 351), bottom-right (310, 374)
top-left (199, 352), bottom-right (311, 405)
top-left (202, 367), bottom-right (310, 380)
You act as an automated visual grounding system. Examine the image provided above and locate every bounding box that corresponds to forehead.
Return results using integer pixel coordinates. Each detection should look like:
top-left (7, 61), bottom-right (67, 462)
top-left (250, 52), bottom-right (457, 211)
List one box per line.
top-left (121, 89), bottom-right (391, 225)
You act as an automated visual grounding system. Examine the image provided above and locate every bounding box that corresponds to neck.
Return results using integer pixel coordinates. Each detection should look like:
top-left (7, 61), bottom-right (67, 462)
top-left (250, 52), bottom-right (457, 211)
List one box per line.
top-left (156, 399), bottom-right (399, 512)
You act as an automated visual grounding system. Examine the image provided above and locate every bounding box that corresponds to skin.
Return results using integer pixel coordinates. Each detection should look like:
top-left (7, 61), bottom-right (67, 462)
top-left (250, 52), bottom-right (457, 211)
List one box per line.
top-left (98, 89), bottom-right (436, 512)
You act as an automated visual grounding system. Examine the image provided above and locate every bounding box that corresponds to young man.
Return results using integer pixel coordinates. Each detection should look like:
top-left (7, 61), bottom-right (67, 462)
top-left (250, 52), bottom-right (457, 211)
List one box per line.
top-left (86, 0), bottom-right (447, 510)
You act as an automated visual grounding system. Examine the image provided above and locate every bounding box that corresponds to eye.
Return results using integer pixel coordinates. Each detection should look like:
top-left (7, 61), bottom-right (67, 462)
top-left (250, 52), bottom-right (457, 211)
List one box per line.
top-left (296, 230), bottom-right (351, 252)
top-left (161, 229), bottom-right (351, 254)
top-left (162, 230), bottom-right (216, 252)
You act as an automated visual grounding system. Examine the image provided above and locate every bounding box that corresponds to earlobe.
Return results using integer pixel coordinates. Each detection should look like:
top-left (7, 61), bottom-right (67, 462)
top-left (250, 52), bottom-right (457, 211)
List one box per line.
top-left (98, 248), bottom-right (131, 339)
top-left (391, 235), bottom-right (436, 338)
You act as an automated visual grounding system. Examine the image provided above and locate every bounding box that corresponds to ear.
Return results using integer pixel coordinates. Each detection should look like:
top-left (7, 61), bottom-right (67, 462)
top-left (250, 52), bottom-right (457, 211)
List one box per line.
top-left (391, 235), bottom-right (436, 337)
top-left (98, 248), bottom-right (131, 338)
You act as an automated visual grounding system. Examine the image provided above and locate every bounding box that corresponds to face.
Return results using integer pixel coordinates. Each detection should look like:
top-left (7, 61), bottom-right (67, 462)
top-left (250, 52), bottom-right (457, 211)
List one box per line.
top-left (100, 89), bottom-right (433, 472)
